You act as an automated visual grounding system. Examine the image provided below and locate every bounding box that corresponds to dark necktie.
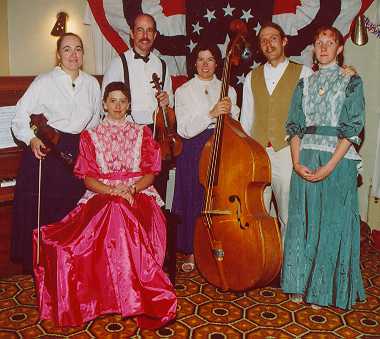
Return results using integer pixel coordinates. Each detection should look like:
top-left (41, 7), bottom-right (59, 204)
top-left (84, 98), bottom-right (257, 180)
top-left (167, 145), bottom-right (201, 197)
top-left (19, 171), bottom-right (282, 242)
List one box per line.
top-left (133, 50), bottom-right (150, 63)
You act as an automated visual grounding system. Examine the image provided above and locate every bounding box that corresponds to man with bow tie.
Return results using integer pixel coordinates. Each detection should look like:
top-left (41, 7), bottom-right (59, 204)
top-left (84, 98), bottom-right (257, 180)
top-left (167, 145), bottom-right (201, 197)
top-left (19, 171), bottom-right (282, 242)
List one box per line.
top-left (102, 13), bottom-right (173, 200)
top-left (102, 13), bottom-right (173, 126)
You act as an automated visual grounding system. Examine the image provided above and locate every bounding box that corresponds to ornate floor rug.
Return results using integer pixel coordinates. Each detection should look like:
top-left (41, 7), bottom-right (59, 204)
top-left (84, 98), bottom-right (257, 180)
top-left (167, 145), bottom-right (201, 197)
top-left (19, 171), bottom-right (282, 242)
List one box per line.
top-left (1, 243), bottom-right (379, 338)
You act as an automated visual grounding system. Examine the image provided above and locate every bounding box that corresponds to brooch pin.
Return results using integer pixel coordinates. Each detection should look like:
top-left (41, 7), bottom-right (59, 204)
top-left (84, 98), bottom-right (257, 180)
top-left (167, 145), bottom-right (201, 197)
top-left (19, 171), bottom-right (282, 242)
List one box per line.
top-left (318, 87), bottom-right (325, 96)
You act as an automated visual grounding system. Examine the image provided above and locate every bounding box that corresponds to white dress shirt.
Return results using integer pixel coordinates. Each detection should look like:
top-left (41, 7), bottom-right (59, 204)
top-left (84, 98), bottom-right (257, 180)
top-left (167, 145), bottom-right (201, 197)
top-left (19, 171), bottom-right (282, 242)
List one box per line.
top-left (175, 75), bottom-right (240, 139)
top-left (12, 67), bottom-right (101, 145)
top-left (102, 49), bottom-right (174, 125)
top-left (240, 59), bottom-right (313, 135)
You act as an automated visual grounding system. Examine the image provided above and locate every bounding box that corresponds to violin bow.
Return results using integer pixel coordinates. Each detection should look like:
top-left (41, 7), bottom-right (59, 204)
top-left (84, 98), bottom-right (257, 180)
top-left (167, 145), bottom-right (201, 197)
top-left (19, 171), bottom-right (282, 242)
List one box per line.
top-left (36, 158), bottom-right (42, 265)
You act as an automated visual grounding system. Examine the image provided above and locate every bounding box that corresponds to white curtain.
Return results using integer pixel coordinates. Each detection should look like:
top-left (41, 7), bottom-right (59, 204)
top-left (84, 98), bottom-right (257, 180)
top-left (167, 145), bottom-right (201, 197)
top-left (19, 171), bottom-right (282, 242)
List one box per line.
top-left (372, 115), bottom-right (380, 198)
top-left (83, 4), bottom-right (118, 75)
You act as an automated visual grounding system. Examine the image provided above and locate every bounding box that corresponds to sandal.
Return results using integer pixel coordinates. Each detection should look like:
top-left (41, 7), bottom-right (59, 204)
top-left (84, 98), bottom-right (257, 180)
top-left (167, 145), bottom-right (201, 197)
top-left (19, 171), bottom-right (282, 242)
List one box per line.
top-left (181, 262), bottom-right (195, 272)
top-left (182, 255), bottom-right (195, 272)
top-left (290, 293), bottom-right (303, 304)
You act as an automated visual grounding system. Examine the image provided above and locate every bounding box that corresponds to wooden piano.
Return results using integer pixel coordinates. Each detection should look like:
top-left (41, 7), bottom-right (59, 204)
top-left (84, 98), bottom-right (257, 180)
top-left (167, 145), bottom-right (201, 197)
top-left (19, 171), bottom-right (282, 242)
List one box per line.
top-left (0, 76), bottom-right (35, 276)
top-left (0, 76), bottom-right (35, 198)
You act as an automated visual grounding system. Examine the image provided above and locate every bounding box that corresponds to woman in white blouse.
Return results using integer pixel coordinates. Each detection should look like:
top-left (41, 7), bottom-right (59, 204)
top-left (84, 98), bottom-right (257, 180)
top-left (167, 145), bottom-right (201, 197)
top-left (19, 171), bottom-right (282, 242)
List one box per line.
top-left (11, 33), bottom-right (101, 273)
top-left (172, 42), bottom-right (240, 272)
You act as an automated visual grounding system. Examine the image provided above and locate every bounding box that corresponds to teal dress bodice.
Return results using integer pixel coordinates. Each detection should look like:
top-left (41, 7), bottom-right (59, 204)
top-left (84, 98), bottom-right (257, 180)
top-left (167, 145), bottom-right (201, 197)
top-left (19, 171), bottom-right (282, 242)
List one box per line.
top-left (286, 64), bottom-right (365, 161)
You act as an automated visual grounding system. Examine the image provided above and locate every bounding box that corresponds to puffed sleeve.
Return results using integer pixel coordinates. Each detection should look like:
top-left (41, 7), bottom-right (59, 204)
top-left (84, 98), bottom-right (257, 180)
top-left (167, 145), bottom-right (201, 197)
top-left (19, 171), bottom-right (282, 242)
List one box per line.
top-left (337, 75), bottom-right (365, 145)
top-left (140, 125), bottom-right (161, 175)
top-left (74, 131), bottom-right (100, 179)
top-left (85, 77), bottom-right (101, 129)
top-left (227, 85), bottom-right (240, 120)
top-left (175, 82), bottom-right (214, 139)
top-left (286, 79), bottom-right (306, 141)
top-left (11, 76), bottom-right (43, 145)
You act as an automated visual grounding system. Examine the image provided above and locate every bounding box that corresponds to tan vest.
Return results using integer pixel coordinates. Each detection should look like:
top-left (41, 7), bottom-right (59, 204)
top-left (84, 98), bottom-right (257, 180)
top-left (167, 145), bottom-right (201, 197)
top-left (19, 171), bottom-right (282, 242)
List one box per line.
top-left (251, 62), bottom-right (302, 150)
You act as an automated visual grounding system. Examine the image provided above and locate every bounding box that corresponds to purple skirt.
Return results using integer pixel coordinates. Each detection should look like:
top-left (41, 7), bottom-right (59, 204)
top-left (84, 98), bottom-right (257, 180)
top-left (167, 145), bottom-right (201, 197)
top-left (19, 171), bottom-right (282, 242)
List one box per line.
top-left (11, 131), bottom-right (85, 273)
top-left (172, 129), bottom-right (213, 254)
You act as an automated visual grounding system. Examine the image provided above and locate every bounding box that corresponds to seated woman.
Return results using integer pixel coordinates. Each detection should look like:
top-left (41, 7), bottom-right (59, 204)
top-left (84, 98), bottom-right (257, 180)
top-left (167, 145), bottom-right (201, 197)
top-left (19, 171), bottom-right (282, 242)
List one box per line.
top-left (33, 82), bottom-right (177, 329)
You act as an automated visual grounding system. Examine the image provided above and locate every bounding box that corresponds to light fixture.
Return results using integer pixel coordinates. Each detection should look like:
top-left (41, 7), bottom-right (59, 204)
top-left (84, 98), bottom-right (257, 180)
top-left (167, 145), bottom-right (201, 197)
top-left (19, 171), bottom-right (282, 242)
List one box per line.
top-left (351, 14), bottom-right (368, 46)
top-left (51, 12), bottom-right (68, 37)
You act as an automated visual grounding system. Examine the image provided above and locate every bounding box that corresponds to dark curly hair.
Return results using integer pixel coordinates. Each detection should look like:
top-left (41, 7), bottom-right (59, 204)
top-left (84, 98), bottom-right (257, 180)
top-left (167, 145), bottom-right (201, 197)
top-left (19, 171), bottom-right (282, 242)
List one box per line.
top-left (189, 41), bottom-right (222, 78)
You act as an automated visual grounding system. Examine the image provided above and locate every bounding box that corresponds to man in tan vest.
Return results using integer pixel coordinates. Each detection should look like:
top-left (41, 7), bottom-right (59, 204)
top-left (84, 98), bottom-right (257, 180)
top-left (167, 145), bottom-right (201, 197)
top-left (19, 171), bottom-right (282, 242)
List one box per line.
top-left (240, 22), bottom-right (313, 240)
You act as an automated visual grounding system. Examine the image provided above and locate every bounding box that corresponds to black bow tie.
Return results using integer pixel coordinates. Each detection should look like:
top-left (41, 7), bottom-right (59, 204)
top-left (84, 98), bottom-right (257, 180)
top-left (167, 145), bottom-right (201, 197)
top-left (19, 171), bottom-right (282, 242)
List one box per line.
top-left (133, 50), bottom-right (150, 63)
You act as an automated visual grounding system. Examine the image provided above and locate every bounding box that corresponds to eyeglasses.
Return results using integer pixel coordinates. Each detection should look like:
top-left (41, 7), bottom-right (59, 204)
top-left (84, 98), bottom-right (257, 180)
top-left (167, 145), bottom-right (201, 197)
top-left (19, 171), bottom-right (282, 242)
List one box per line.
top-left (259, 35), bottom-right (282, 46)
top-left (134, 27), bottom-right (156, 35)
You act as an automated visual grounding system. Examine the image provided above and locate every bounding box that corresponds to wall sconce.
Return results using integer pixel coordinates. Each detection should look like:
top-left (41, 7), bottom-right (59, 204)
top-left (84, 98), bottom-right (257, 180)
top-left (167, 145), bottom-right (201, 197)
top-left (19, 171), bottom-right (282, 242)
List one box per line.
top-left (51, 12), bottom-right (68, 37)
top-left (351, 14), bottom-right (368, 46)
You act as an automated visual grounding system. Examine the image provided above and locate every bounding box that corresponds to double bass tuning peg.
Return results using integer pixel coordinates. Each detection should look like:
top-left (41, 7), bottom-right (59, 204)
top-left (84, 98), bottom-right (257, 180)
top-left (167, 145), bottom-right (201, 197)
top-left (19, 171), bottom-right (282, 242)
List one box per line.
top-left (229, 19), bottom-right (248, 35)
top-left (228, 19), bottom-right (253, 65)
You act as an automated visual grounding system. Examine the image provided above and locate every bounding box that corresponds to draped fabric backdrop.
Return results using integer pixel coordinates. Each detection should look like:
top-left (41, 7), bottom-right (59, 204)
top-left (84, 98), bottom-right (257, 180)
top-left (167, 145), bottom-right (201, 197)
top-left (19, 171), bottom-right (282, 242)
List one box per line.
top-left (85, 0), bottom-right (374, 96)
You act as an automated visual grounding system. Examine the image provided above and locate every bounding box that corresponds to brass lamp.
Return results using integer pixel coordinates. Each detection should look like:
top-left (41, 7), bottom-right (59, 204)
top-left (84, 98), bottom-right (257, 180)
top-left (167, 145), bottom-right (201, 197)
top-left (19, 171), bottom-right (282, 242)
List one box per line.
top-left (351, 14), bottom-right (368, 46)
top-left (51, 12), bottom-right (68, 37)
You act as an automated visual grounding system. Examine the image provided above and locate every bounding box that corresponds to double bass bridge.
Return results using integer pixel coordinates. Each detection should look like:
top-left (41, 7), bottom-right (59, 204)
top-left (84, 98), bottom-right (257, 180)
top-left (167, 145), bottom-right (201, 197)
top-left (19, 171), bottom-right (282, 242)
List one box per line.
top-left (201, 194), bottom-right (250, 230)
top-left (201, 209), bottom-right (232, 215)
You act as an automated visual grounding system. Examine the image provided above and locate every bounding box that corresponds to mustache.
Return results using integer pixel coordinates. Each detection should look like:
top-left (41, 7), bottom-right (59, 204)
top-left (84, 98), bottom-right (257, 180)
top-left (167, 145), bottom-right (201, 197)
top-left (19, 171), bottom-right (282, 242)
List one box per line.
top-left (139, 38), bottom-right (151, 42)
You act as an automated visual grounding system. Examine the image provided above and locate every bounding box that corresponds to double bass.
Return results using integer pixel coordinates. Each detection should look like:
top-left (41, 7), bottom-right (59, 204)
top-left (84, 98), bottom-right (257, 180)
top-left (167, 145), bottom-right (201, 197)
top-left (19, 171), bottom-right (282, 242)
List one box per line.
top-left (193, 20), bottom-right (282, 291)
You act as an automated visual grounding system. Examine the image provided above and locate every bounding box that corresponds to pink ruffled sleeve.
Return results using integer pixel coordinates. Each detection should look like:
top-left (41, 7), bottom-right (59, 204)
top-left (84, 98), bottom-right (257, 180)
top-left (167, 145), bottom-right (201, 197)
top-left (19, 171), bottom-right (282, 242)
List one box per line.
top-left (74, 131), bottom-right (101, 179)
top-left (140, 125), bottom-right (161, 175)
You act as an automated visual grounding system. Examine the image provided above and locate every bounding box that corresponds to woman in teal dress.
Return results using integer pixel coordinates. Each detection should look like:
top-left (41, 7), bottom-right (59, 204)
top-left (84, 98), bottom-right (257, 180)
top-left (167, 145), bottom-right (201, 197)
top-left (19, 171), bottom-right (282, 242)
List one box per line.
top-left (281, 26), bottom-right (366, 310)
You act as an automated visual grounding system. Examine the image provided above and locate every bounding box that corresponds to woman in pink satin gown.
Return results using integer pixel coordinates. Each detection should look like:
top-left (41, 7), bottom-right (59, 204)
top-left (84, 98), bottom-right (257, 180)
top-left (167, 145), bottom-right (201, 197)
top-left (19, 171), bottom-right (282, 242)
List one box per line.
top-left (33, 82), bottom-right (177, 329)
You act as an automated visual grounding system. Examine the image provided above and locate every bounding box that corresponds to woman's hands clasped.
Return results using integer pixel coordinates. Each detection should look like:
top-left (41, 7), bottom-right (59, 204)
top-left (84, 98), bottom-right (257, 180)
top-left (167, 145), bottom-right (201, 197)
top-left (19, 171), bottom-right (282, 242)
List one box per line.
top-left (294, 162), bottom-right (336, 182)
top-left (109, 183), bottom-right (136, 204)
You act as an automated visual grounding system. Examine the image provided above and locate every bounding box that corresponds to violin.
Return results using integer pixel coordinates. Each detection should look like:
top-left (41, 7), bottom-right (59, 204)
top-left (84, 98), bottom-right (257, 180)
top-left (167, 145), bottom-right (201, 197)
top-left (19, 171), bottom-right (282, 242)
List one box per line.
top-left (30, 113), bottom-right (74, 167)
top-left (150, 73), bottom-right (183, 162)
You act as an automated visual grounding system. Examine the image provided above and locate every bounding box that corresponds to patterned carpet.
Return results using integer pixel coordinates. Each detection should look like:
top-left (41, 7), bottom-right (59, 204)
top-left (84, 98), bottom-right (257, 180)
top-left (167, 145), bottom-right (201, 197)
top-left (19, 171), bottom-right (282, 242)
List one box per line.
top-left (1, 241), bottom-right (380, 338)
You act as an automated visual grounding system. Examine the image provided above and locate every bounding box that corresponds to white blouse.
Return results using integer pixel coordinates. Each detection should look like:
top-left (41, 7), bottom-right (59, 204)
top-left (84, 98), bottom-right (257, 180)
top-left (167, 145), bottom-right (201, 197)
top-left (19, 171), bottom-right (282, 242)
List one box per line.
top-left (12, 67), bottom-right (101, 145)
top-left (175, 75), bottom-right (240, 139)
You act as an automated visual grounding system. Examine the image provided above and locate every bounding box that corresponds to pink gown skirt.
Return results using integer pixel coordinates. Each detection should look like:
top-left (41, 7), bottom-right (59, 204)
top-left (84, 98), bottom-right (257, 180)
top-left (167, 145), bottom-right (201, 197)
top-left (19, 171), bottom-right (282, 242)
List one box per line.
top-left (33, 193), bottom-right (177, 329)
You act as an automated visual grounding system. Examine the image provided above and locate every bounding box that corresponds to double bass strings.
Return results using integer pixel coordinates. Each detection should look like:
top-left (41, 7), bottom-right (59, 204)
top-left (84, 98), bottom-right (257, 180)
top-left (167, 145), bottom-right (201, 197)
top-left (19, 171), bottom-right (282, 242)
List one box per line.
top-left (203, 51), bottom-right (232, 229)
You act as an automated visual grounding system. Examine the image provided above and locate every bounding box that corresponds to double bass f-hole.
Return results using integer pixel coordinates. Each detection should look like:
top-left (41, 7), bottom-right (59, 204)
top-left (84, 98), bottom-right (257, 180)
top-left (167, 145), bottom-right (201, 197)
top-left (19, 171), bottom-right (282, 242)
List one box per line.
top-left (202, 194), bottom-right (249, 229)
top-left (229, 195), bottom-right (249, 229)
top-left (150, 73), bottom-right (183, 162)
